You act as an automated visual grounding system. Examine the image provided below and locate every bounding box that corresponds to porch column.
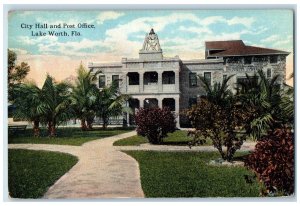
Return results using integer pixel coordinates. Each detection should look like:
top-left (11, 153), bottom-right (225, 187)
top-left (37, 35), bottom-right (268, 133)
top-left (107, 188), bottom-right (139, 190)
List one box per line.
top-left (158, 71), bottom-right (163, 92)
top-left (158, 97), bottom-right (163, 108)
top-left (139, 72), bottom-right (144, 92)
top-left (175, 70), bottom-right (180, 92)
top-left (139, 97), bottom-right (144, 108)
top-left (174, 96), bottom-right (180, 128)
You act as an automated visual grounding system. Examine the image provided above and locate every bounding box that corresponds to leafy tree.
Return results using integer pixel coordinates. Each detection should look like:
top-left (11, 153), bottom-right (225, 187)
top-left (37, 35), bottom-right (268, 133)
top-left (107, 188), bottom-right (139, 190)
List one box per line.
top-left (41, 75), bottom-right (73, 137)
top-left (187, 75), bottom-right (255, 161)
top-left (187, 97), bottom-right (252, 161)
top-left (95, 81), bottom-right (130, 129)
top-left (71, 64), bottom-right (101, 130)
top-left (135, 107), bottom-right (176, 144)
top-left (8, 49), bottom-right (30, 101)
top-left (13, 81), bottom-right (44, 137)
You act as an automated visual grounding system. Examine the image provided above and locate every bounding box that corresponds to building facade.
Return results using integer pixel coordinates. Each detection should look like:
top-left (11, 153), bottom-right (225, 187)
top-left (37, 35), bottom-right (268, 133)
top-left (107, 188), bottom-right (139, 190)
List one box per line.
top-left (88, 29), bottom-right (289, 127)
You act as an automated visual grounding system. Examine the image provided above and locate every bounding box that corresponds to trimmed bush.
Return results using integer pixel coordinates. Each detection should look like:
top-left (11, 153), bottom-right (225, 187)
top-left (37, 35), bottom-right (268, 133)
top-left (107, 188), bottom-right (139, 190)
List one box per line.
top-left (245, 127), bottom-right (294, 196)
top-left (135, 107), bottom-right (176, 144)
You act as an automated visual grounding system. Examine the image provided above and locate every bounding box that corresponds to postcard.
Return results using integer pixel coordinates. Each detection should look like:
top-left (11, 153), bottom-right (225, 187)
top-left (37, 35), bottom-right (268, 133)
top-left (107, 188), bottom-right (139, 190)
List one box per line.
top-left (6, 8), bottom-right (294, 200)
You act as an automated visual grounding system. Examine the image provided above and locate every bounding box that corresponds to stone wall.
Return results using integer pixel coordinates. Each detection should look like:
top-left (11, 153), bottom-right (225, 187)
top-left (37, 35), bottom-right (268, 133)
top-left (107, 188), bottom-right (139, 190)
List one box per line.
top-left (223, 55), bottom-right (287, 90)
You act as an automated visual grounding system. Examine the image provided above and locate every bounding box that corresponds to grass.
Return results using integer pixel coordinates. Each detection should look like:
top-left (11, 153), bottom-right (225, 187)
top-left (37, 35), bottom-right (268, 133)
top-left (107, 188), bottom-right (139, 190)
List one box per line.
top-left (113, 130), bottom-right (212, 146)
top-left (8, 127), bottom-right (134, 146)
top-left (8, 149), bottom-right (78, 198)
top-left (124, 151), bottom-right (260, 197)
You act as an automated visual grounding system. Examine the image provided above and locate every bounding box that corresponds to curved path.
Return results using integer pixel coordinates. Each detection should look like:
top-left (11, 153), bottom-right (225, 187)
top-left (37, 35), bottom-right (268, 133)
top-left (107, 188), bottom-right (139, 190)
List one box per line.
top-left (8, 131), bottom-right (256, 199)
top-left (9, 131), bottom-right (144, 199)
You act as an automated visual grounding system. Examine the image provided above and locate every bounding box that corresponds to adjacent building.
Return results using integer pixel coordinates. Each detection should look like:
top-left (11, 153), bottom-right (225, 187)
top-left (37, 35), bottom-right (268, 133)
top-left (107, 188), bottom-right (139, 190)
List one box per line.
top-left (88, 29), bottom-right (289, 127)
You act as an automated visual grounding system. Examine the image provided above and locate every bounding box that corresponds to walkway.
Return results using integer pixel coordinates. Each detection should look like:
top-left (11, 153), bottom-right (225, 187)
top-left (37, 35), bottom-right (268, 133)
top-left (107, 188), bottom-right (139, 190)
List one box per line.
top-left (116, 141), bottom-right (256, 152)
top-left (9, 131), bottom-right (144, 199)
top-left (8, 131), bottom-right (256, 199)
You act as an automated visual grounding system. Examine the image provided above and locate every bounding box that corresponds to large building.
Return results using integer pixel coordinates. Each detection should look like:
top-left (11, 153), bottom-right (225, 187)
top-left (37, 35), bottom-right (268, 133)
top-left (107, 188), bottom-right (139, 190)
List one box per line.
top-left (88, 29), bottom-right (289, 127)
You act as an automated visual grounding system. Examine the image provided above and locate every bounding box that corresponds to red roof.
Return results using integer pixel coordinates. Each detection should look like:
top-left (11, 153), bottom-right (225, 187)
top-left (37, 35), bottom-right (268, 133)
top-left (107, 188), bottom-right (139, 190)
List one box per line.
top-left (205, 40), bottom-right (289, 57)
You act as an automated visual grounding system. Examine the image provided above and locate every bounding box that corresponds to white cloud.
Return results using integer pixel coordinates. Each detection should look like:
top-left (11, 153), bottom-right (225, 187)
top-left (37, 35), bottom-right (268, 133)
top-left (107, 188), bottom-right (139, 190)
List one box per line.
top-left (227, 16), bottom-right (255, 28)
top-left (201, 16), bottom-right (226, 25)
top-left (96, 11), bottom-right (124, 24)
top-left (261, 34), bottom-right (293, 51)
top-left (10, 48), bottom-right (29, 55)
top-left (18, 35), bottom-right (58, 45)
top-left (261, 35), bottom-right (280, 43)
top-left (272, 35), bottom-right (293, 49)
top-left (178, 26), bottom-right (212, 34)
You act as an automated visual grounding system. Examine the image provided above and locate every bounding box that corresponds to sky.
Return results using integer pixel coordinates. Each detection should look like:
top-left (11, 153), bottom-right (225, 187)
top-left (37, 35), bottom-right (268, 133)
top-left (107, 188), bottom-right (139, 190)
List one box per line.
top-left (8, 10), bottom-right (294, 86)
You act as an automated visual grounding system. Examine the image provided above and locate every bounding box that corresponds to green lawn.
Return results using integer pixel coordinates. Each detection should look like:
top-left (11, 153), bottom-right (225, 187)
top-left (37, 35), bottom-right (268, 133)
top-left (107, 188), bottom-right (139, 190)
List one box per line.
top-left (8, 149), bottom-right (78, 198)
top-left (124, 151), bottom-right (260, 197)
top-left (8, 127), bottom-right (133, 146)
top-left (113, 130), bottom-right (212, 146)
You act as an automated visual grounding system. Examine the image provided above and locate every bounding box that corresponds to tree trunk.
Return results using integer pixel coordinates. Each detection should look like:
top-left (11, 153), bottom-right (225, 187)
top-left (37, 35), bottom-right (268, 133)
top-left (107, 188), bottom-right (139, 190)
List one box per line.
top-left (48, 121), bottom-right (56, 137)
top-left (102, 114), bottom-right (109, 129)
top-left (47, 121), bottom-right (51, 134)
top-left (33, 120), bottom-right (40, 137)
top-left (86, 117), bottom-right (94, 130)
top-left (81, 118), bottom-right (87, 131)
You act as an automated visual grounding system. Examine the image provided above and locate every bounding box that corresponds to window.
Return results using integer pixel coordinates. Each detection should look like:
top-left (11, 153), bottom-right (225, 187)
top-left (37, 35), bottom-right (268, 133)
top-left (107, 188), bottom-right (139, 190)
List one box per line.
top-left (99, 75), bottom-right (105, 88)
top-left (144, 98), bottom-right (158, 109)
top-left (162, 71), bottom-right (175, 84)
top-left (189, 97), bottom-right (197, 108)
top-left (253, 56), bottom-right (268, 62)
top-left (244, 56), bottom-right (252, 64)
top-left (144, 72), bottom-right (158, 85)
top-left (267, 69), bottom-right (272, 78)
top-left (189, 73), bottom-right (197, 87)
top-left (227, 57), bottom-right (240, 63)
top-left (270, 55), bottom-right (278, 64)
top-left (236, 76), bottom-right (258, 93)
top-left (204, 72), bottom-right (211, 85)
top-left (162, 98), bottom-right (175, 111)
top-left (112, 75), bottom-right (119, 88)
top-left (128, 72), bottom-right (139, 85)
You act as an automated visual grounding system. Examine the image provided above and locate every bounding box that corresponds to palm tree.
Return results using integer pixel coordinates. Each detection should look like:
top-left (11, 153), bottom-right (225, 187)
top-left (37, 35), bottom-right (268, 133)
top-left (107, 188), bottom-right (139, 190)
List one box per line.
top-left (95, 82), bottom-right (131, 129)
top-left (198, 74), bottom-right (234, 106)
top-left (71, 64), bottom-right (101, 130)
top-left (13, 81), bottom-right (44, 137)
top-left (41, 75), bottom-right (73, 137)
top-left (236, 70), bottom-right (283, 140)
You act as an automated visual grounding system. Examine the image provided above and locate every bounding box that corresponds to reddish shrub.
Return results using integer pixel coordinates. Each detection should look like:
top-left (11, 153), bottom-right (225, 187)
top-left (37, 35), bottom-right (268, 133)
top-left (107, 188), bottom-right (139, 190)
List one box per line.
top-left (245, 128), bottom-right (294, 195)
top-left (135, 107), bottom-right (176, 144)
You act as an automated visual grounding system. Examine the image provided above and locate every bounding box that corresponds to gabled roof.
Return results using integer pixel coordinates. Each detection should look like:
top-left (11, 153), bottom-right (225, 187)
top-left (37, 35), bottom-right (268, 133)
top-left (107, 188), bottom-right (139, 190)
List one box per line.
top-left (205, 40), bottom-right (290, 57)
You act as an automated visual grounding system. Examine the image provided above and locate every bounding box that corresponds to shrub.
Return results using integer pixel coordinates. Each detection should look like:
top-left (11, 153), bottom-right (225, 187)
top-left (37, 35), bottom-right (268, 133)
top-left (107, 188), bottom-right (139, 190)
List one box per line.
top-left (245, 127), bottom-right (294, 196)
top-left (186, 98), bottom-right (251, 161)
top-left (135, 107), bottom-right (176, 144)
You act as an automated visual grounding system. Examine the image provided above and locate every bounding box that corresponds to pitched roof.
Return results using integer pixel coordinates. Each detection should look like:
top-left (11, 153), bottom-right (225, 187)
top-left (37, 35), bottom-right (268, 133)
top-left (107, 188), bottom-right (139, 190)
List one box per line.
top-left (205, 40), bottom-right (290, 57)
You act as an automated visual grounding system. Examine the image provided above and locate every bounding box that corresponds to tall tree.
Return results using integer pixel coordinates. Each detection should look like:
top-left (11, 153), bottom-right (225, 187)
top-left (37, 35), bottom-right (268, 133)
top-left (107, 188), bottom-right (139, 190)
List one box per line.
top-left (71, 64), bottom-right (101, 130)
top-left (13, 81), bottom-right (44, 137)
top-left (41, 75), bottom-right (73, 137)
top-left (236, 70), bottom-right (283, 140)
top-left (199, 74), bottom-right (234, 106)
top-left (187, 75), bottom-right (250, 161)
top-left (95, 81), bottom-right (130, 129)
top-left (8, 49), bottom-right (30, 101)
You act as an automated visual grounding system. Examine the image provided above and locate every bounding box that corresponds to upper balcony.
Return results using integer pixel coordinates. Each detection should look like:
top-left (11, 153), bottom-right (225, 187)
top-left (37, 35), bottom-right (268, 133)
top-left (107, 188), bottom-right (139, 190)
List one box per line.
top-left (126, 71), bottom-right (178, 94)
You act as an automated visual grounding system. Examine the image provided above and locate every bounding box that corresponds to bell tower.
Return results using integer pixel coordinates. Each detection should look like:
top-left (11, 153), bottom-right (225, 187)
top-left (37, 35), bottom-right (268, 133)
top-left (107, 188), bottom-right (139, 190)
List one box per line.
top-left (139, 28), bottom-right (163, 61)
